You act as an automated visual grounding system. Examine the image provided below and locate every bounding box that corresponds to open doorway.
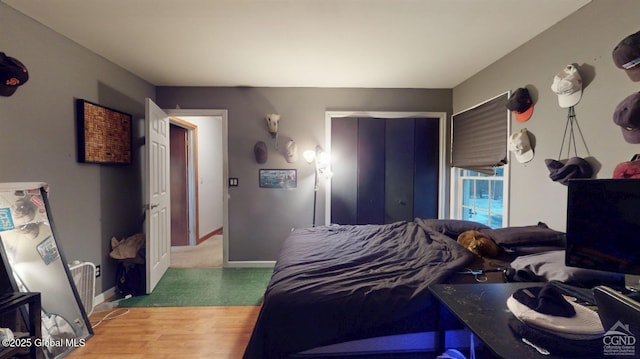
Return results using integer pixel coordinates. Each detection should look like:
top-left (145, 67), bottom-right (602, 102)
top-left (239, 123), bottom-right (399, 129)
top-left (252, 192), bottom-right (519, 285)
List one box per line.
top-left (170, 122), bottom-right (192, 247)
top-left (166, 110), bottom-right (229, 268)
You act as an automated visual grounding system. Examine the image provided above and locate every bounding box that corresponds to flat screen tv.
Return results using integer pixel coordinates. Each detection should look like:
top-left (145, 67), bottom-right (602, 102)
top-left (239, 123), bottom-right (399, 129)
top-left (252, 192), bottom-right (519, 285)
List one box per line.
top-left (566, 179), bottom-right (640, 284)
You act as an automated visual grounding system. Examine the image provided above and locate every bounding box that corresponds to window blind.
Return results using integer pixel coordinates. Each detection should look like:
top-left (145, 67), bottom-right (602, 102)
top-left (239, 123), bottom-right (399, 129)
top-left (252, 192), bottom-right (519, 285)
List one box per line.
top-left (451, 93), bottom-right (509, 174)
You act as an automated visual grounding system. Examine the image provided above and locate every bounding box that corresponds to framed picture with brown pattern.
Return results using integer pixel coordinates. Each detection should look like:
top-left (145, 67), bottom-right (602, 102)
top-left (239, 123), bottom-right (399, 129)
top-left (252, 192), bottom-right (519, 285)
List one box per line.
top-left (76, 99), bottom-right (132, 164)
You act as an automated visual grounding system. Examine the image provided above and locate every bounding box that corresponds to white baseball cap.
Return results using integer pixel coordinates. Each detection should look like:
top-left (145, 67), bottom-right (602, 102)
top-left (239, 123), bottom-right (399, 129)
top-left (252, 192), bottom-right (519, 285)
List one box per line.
top-left (285, 140), bottom-right (298, 163)
top-left (509, 128), bottom-right (534, 164)
top-left (551, 65), bottom-right (583, 108)
top-left (507, 295), bottom-right (604, 336)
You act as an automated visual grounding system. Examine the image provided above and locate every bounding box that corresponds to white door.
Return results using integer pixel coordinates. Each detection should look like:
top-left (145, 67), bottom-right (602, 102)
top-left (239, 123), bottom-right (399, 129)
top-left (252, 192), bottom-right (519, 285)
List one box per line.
top-left (145, 98), bottom-right (171, 293)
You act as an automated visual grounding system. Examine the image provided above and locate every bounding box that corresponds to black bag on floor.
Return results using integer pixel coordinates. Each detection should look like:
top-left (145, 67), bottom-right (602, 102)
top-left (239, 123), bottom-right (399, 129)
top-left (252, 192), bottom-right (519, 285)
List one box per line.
top-left (116, 261), bottom-right (146, 296)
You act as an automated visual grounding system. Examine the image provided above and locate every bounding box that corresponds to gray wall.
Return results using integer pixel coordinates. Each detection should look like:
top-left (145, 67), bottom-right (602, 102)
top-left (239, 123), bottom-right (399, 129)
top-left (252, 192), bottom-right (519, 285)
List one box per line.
top-left (156, 87), bottom-right (452, 261)
top-left (453, 0), bottom-right (640, 231)
top-left (1, 4), bottom-right (155, 292)
top-left (4, 0), bottom-right (635, 280)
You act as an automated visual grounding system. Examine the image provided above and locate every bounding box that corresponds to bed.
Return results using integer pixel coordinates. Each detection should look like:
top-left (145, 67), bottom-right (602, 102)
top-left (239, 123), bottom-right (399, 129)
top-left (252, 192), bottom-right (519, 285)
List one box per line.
top-left (242, 219), bottom-right (566, 359)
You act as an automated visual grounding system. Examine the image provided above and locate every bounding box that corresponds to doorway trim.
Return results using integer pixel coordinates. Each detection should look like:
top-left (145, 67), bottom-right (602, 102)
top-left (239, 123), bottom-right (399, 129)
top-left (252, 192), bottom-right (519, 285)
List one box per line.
top-left (325, 111), bottom-right (448, 223)
top-left (166, 109), bottom-right (230, 267)
top-left (170, 118), bottom-right (199, 246)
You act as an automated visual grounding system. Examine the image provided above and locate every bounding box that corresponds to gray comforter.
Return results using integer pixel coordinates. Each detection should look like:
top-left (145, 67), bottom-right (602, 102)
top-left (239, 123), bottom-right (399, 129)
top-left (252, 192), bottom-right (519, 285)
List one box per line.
top-left (243, 220), bottom-right (474, 358)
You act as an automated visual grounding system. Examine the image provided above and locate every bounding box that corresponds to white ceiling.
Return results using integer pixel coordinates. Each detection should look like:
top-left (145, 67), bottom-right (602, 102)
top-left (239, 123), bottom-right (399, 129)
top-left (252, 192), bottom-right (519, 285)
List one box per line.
top-left (4, 0), bottom-right (591, 88)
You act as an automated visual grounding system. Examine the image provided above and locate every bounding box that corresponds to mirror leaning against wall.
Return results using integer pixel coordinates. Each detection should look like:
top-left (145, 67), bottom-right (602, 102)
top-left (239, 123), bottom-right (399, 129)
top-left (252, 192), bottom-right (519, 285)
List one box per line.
top-left (0, 182), bottom-right (93, 358)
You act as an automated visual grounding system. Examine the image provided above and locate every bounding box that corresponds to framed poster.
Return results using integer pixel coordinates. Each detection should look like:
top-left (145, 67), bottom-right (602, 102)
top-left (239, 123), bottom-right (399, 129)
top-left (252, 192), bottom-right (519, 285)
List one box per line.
top-left (259, 169), bottom-right (297, 189)
top-left (76, 99), bottom-right (132, 164)
top-left (36, 236), bottom-right (59, 265)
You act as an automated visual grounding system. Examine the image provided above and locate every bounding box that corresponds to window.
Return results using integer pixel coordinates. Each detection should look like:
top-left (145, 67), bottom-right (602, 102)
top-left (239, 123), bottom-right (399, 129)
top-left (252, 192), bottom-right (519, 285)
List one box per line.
top-left (449, 92), bottom-right (510, 228)
top-left (450, 93), bottom-right (509, 174)
top-left (455, 167), bottom-right (506, 228)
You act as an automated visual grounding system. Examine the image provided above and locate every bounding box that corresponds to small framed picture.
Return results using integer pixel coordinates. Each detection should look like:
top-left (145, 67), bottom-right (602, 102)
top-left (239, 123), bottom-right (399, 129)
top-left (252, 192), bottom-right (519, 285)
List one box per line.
top-left (259, 169), bottom-right (297, 189)
top-left (37, 235), bottom-right (60, 265)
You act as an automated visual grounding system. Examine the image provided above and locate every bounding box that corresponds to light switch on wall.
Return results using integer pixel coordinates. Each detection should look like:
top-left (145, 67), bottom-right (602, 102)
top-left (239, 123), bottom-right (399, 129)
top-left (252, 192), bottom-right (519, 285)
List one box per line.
top-left (229, 178), bottom-right (239, 187)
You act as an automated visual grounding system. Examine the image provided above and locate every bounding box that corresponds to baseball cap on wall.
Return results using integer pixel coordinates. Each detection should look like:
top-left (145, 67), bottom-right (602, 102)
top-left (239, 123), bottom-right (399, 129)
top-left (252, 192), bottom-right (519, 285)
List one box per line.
top-left (254, 141), bottom-right (268, 164)
top-left (551, 65), bottom-right (582, 108)
top-left (545, 157), bottom-right (593, 186)
top-left (0, 52), bottom-right (29, 97)
top-left (506, 88), bottom-right (534, 122)
top-left (613, 160), bottom-right (640, 179)
top-left (612, 30), bottom-right (640, 82)
top-left (285, 140), bottom-right (298, 163)
top-left (508, 128), bottom-right (534, 163)
top-left (613, 92), bottom-right (640, 144)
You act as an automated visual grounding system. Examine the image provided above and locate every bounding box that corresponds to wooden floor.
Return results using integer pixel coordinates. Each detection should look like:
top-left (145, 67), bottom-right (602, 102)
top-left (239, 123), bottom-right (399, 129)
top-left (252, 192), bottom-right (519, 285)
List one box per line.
top-left (66, 306), bottom-right (260, 359)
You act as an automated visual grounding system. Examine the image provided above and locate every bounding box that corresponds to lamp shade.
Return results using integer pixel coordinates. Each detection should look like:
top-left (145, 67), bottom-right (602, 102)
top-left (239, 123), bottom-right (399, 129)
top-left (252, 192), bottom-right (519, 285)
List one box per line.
top-left (303, 150), bottom-right (315, 163)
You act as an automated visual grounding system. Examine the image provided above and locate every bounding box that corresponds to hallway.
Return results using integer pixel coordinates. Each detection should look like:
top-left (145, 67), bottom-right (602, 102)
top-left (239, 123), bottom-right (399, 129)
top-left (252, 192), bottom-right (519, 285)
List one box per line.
top-left (170, 235), bottom-right (222, 268)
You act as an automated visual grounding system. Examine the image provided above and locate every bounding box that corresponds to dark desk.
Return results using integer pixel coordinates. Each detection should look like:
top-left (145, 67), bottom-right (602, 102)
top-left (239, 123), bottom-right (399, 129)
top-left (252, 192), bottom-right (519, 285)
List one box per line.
top-left (430, 282), bottom-right (566, 359)
top-left (0, 292), bottom-right (41, 359)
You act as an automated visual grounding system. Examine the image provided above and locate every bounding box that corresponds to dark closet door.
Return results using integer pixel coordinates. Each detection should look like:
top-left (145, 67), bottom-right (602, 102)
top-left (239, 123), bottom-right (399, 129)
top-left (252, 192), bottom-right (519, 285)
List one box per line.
top-left (385, 119), bottom-right (415, 223)
top-left (413, 118), bottom-right (440, 219)
top-left (357, 118), bottom-right (385, 224)
top-left (331, 117), bottom-right (439, 225)
top-left (331, 118), bottom-right (358, 224)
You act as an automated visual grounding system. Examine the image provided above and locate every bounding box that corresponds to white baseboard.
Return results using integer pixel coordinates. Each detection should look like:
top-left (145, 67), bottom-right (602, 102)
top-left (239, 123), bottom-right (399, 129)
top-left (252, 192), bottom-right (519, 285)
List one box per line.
top-left (94, 286), bottom-right (116, 305)
top-left (224, 261), bottom-right (276, 268)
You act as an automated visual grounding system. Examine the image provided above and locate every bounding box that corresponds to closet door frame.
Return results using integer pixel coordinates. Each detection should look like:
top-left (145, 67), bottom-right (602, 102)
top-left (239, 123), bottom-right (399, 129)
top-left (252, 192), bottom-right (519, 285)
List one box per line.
top-left (325, 111), bottom-right (449, 224)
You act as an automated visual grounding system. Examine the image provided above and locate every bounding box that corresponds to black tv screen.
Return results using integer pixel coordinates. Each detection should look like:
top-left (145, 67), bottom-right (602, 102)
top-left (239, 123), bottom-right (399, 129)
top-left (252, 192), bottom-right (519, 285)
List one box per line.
top-left (566, 179), bottom-right (640, 275)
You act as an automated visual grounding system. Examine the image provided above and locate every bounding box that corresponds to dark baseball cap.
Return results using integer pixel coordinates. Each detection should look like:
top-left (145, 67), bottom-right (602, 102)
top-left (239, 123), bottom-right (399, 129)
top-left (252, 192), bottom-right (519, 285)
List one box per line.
top-left (512, 284), bottom-right (576, 317)
top-left (613, 30), bottom-right (640, 82)
top-left (613, 92), bottom-right (640, 144)
top-left (506, 88), bottom-right (534, 122)
top-left (0, 52), bottom-right (29, 97)
top-left (545, 157), bottom-right (593, 186)
top-left (254, 141), bottom-right (268, 164)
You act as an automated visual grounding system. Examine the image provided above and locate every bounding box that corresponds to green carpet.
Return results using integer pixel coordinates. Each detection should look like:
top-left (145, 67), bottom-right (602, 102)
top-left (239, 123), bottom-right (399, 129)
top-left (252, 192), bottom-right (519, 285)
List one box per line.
top-left (118, 267), bottom-right (273, 307)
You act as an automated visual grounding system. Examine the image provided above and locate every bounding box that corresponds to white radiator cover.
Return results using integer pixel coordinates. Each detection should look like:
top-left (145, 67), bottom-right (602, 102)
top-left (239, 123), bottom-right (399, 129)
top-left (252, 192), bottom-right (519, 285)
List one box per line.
top-left (68, 261), bottom-right (96, 316)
